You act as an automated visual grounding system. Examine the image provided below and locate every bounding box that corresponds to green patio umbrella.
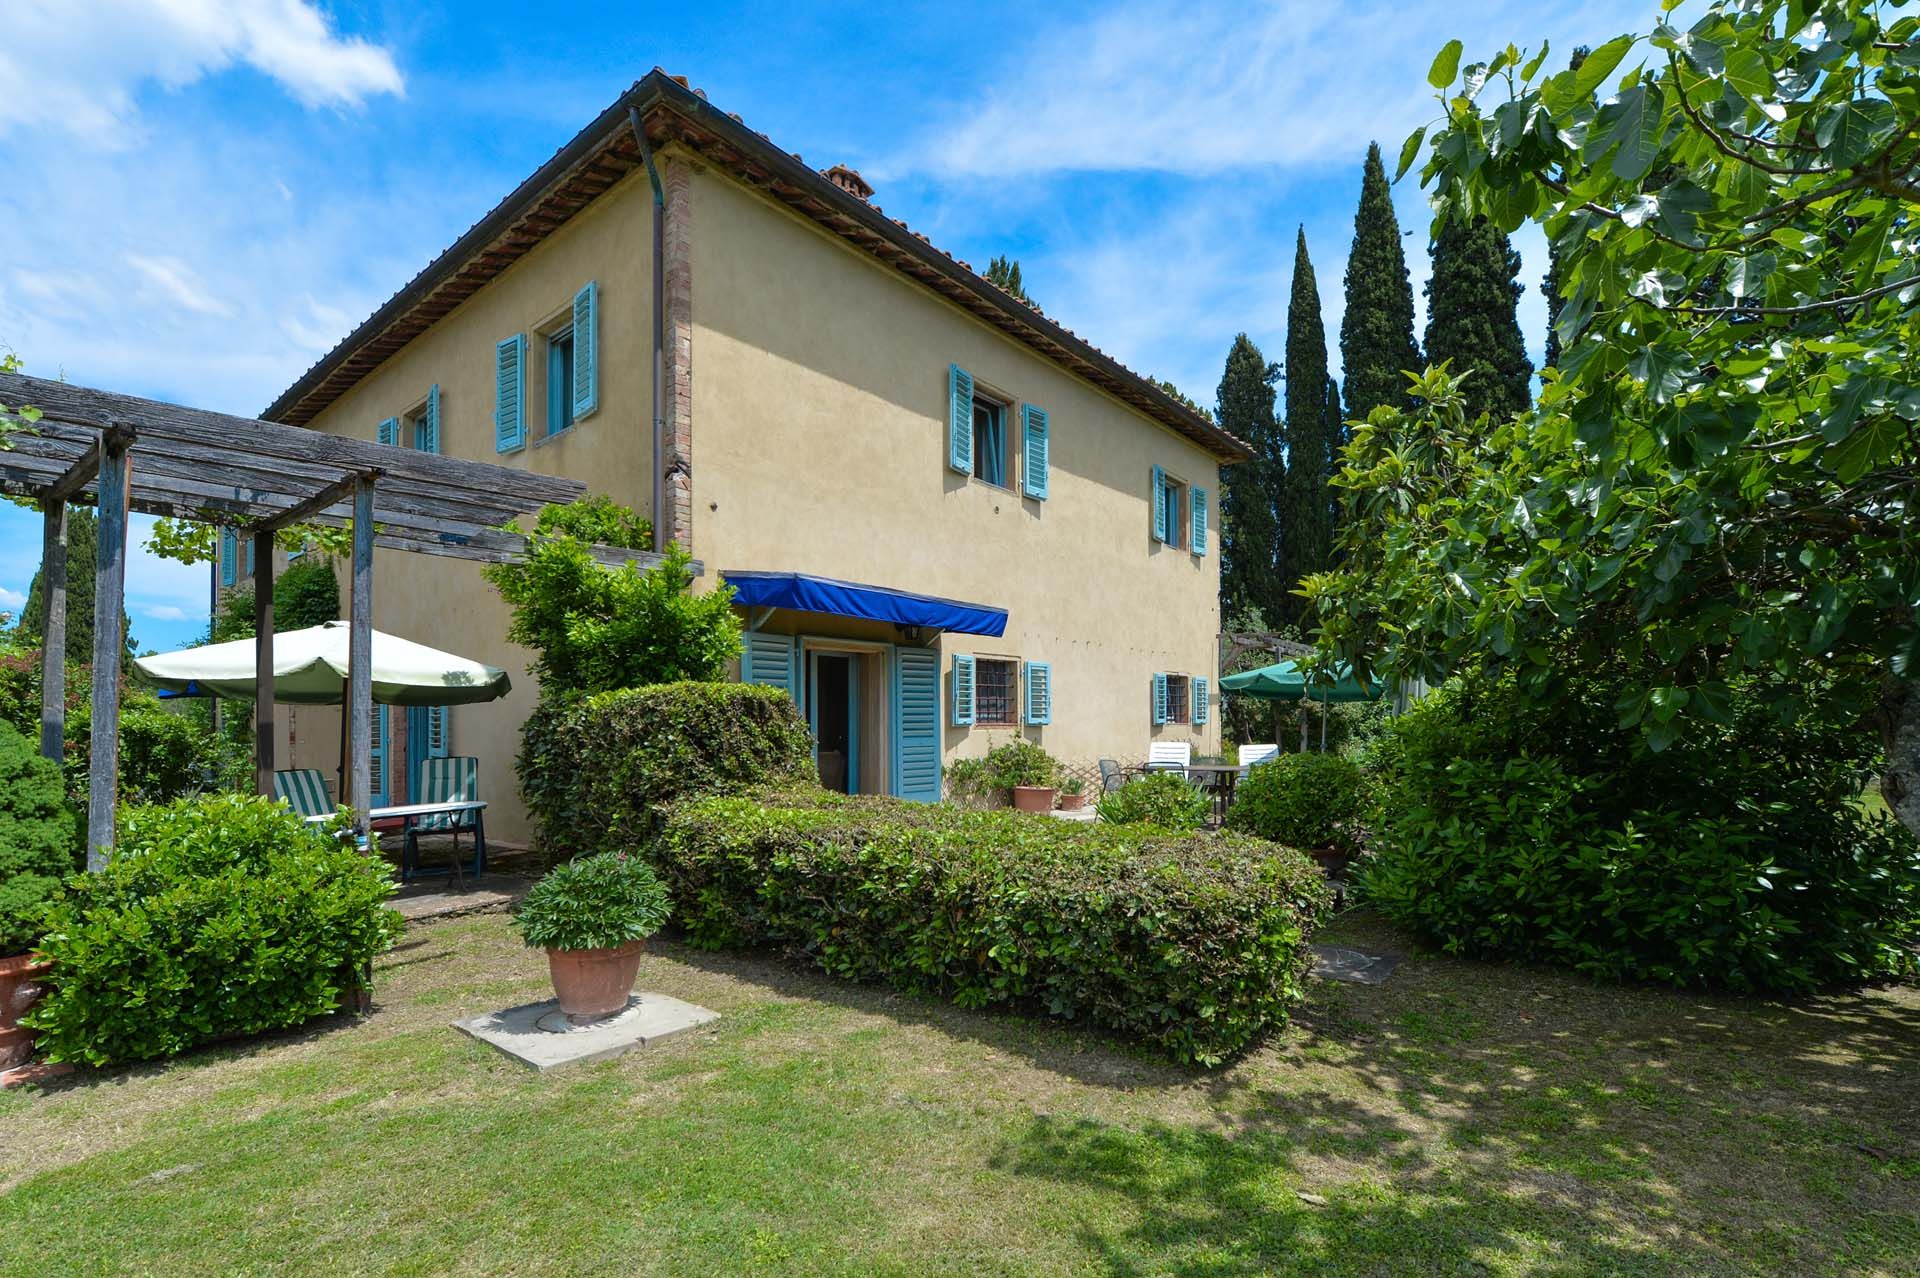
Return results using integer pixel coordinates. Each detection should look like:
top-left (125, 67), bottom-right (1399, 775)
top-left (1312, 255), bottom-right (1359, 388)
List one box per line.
top-left (1219, 659), bottom-right (1384, 749)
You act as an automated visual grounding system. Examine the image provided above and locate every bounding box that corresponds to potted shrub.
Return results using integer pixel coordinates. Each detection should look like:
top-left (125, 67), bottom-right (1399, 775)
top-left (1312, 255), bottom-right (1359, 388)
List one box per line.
top-left (1057, 777), bottom-right (1087, 811)
top-left (983, 740), bottom-right (1060, 813)
top-left (1225, 752), bottom-right (1371, 875)
top-left (514, 851), bottom-right (672, 1021)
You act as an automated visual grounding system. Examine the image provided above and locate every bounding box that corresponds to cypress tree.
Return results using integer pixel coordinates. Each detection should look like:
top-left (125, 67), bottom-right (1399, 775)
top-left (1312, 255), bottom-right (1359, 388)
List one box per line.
top-left (1215, 334), bottom-right (1286, 628)
top-left (1340, 143), bottom-right (1422, 420)
top-left (1323, 374), bottom-right (1346, 542)
top-left (1281, 228), bottom-right (1334, 623)
top-left (1424, 216), bottom-right (1532, 423)
top-left (18, 505), bottom-right (101, 661)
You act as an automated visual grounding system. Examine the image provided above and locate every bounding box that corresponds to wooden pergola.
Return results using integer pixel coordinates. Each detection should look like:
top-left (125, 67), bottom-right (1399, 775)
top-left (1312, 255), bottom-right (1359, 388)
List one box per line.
top-left (0, 372), bottom-right (684, 868)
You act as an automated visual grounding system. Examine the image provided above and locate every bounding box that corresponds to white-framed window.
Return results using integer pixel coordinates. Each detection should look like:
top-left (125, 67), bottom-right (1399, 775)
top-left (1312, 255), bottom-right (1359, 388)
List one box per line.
top-left (542, 319), bottom-right (576, 438)
top-left (972, 392), bottom-right (1011, 489)
top-left (974, 656), bottom-right (1019, 727)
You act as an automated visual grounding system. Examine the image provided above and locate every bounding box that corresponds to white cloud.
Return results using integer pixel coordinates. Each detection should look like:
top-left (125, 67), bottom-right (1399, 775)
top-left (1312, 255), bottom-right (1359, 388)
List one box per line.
top-left (0, 585), bottom-right (24, 611)
top-left (0, 0), bottom-right (403, 143)
top-left (136, 603), bottom-right (192, 623)
top-left (905, 0), bottom-right (1627, 179)
top-left (127, 253), bottom-right (233, 318)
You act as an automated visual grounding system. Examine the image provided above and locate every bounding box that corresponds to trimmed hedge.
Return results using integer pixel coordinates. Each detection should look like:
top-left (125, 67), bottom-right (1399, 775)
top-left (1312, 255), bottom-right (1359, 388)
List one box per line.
top-left (1226, 753), bottom-right (1370, 852)
top-left (520, 682), bottom-right (817, 860)
top-left (654, 788), bottom-right (1330, 1065)
top-left (1095, 771), bottom-right (1211, 831)
top-left (25, 794), bottom-right (403, 1066)
top-left (1359, 672), bottom-right (1920, 993)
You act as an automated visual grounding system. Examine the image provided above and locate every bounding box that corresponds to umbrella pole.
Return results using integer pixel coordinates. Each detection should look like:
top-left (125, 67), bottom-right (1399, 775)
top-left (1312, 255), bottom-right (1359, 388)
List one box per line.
top-left (1320, 695), bottom-right (1328, 751)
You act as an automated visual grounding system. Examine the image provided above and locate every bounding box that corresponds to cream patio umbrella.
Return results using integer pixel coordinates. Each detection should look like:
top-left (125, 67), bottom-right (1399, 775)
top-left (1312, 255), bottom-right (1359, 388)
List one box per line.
top-left (133, 620), bottom-right (511, 707)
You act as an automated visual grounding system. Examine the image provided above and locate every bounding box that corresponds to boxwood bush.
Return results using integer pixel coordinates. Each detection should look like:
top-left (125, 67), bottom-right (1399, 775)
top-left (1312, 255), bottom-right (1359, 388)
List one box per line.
top-left (1359, 671), bottom-right (1920, 993)
top-left (521, 681), bottom-right (816, 860)
top-left (25, 794), bottom-right (403, 1066)
top-left (1226, 753), bottom-right (1370, 852)
top-left (0, 717), bottom-right (77, 954)
top-left (1095, 771), bottom-right (1210, 831)
top-left (654, 789), bottom-right (1330, 1065)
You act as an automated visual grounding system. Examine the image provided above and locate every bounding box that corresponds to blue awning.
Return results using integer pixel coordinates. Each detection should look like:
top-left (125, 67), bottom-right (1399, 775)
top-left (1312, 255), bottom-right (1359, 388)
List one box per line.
top-left (723, 571), bottom-right (1007, 637)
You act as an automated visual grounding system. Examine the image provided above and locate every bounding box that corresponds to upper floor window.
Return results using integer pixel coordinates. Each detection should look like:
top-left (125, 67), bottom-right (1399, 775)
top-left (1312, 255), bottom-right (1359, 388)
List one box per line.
top-left (544, 322), bottom-right (576, 438)
top-left (1157, 470), bottom-right (1188, 548)
top-left (972, 395), bottom-right (1009, 488)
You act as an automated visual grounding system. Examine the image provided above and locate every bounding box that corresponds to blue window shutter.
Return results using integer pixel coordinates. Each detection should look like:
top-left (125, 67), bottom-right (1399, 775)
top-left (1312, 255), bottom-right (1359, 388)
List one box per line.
top-left (1151, 466), bottom-right (1167, 542)
top-left (1022, 405), bottom-right (1050, 499)
top-left (1152, 672), bottom-right (1169, 725)
top-left (244, 537), bottom-right (254, 576)
top-left (891, 646), bottom-right (942, 802)
top-left (948, 364), bottom-right (974, 473)
top-left (572, 281), bottom-right (599, 419)
top-left (377, 416), bottom-right (399, 447)
top-left (495, 334), bottom-right (526, 453)
top-left (427, 706), bottom-right (450, 757)
top-left (741, 631), bottom-right (798, 699)
top-left (951, 654), bottom-right (976, 726)
top-left (1191, 486), bottom-right (1208, 556)
top-left (1024, 661), bottom-right (1051, 725)
top-left (1194, 677), bottom-right (1210, 725)
top-left (220, 529), bottom-right (236, 587)
top-left (416, 384), bottom-right (441, 453)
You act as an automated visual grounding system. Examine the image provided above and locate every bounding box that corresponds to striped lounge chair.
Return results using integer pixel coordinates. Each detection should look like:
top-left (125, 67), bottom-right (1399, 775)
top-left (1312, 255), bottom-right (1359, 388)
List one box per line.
top-left (273, 768), bottom-right (335, 820)
top-left (404, 756), bottom-right (486, 881)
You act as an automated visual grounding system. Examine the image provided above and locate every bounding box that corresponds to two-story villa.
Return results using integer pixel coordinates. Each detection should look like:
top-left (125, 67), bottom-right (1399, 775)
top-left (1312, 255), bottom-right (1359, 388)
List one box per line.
top-left (236, 71), bottom-right (1250, 841)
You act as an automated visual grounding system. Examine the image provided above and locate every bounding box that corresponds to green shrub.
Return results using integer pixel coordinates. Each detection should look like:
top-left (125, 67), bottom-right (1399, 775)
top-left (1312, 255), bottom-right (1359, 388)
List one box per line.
top-left (515, 852), bottom-right (672, 951)
top-left (655, 789), bottom-right (1329, 1064)
top-left (483, 498), bottom-right (739, 697)
top-left (1227, 753), bottom-right (1369, 852)
top-left (946, 740), bottom-right (1060, 804)
top-left (521, 682), bottom-right (816, 860)
top-left (1096, 772), bottom-right (1210, 831)
top-left (1359, 671), bottom-right (1920, 993)
top-left (25, 794), bottom-right (403, 1066)
top-left (0, 718), bottom-right (77, 954)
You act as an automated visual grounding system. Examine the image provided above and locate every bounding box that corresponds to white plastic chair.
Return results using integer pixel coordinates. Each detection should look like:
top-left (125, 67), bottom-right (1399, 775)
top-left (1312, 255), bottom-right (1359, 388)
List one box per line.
top-left (1237, 743), bottom-right (1279, 770)
top-left (1147, 740), bottom-right (1193, 780)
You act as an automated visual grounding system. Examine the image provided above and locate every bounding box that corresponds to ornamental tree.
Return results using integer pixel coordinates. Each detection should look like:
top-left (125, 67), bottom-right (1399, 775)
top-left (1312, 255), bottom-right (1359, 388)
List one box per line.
top-left (1340, 142), bottom-right (1424, 419)
top-left (1281, 228), bottom-right (1334, 622)
top-left (1308, 1), bottom-right (1920, 835)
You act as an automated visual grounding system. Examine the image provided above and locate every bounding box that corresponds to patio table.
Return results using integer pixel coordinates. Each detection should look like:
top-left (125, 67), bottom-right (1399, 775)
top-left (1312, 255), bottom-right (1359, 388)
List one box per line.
top-left (305, 799), bottom-right (488, 883)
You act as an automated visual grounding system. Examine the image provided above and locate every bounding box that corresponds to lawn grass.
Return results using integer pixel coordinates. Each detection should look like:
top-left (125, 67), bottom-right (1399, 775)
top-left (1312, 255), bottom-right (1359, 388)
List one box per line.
top-left (2, 908), bottom-right (1915, 1277)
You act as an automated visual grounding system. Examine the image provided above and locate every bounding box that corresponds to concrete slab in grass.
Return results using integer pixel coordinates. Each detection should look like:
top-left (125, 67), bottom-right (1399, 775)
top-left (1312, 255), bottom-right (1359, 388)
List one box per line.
top-left (454, 993), bottom-right (718, 1071)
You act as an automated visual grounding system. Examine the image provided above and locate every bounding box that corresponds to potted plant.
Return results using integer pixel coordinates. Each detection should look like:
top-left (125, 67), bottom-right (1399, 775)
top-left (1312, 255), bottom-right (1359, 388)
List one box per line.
top-left (984, 740), bottom-right (1060, 813)
top-left (514, 851), bottom-right (672, 1021)
top-left (1057, 777), bottom-right (1087, 811)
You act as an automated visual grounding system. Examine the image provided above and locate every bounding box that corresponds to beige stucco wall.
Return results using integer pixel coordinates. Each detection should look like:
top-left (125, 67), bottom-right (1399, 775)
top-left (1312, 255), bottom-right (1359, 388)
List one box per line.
top-left (264, 151), bottom-right (1227, 839)
top-left (686, 161), bottom-right (1224, 770)
top-left (274, 167), bottom-right (658, 842)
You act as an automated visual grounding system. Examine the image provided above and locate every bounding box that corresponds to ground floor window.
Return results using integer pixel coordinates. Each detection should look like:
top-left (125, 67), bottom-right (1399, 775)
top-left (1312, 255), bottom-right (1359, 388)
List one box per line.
top-left (1165, 673), bottom-right (1192, 724)
top-left (975, 657), bottom-right (1018, 726)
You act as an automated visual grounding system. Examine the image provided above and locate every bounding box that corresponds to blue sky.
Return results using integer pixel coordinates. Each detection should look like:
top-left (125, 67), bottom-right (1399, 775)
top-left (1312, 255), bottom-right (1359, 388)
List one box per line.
top-left (0, 0), bottom-right (1641, 650)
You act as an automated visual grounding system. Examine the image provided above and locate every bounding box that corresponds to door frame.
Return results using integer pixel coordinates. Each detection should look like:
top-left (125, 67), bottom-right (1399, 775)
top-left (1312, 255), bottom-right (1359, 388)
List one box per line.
top-left (798, 636), bottom-right (891, 796)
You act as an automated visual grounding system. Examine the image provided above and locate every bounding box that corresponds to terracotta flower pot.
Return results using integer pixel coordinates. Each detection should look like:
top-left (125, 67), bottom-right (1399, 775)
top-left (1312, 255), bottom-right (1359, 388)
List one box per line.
top-left (0, 954), bottom-right (53, 1072)
top-left (546, 940), bottom-right (646, 1020)
top-left (1011, 786), bottom-right (1058, 813)
top-left (1057, 791), bottom-right (1087, 811)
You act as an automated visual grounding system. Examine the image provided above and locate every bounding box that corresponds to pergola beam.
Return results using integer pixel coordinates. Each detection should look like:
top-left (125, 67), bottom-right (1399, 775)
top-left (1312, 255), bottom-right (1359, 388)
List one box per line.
top-left (346, 476), bottom-right (375, 831)
top-left (254, 469), bottom-right (378, 533)
top-left (253, 529), bottom-right (276, 797)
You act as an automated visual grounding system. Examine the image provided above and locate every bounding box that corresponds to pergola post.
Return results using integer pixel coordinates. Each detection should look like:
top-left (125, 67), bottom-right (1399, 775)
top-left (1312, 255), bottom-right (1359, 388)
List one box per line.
top-left (86, 431), bottom-right (133, 870)
top-left (253, 530), bottom-right (276, 796)
top-left (36, 500), bottom-right (66, 762)
top-left (346, 475), bottom-right (375, 830)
